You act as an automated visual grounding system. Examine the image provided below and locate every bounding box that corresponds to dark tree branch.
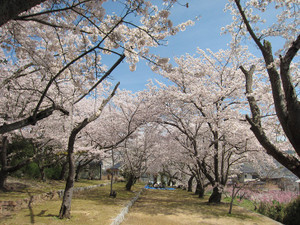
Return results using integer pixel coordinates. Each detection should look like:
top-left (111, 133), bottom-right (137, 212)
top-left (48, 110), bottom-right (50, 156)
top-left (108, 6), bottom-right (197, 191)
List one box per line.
top-left (0, 105), bottom-right (69, 134)
top-left (0, 0), bottom-right (47, 26)
top-left (241, 65), bottom-right (300, 178)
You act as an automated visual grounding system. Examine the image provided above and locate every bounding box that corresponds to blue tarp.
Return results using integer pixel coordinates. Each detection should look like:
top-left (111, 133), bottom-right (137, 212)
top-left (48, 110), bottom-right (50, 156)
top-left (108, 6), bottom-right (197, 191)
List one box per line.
top-left (145, 185), bottom-right (175, 190)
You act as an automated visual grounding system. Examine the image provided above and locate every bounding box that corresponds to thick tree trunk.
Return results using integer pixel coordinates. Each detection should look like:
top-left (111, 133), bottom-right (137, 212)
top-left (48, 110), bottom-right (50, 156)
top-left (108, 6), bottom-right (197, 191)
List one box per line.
top-left (208, 187), bottom-right (222, 203)
top-left (126, 174), bottom-right (136, 191)
top-left (188, 175), bottom-right (194, 192)
top-left (59, 83), bottom-right (118, 219)
top-left (195, 181), bottom-right (205, 198)
top-left (59, 143), bottom-right (75, 219)
top-left (58, 175), bottom-right (74, 219)
top-left (0, 0), bottom-right (47, 26)
top-left (198, 188), bottom-right (205, 198)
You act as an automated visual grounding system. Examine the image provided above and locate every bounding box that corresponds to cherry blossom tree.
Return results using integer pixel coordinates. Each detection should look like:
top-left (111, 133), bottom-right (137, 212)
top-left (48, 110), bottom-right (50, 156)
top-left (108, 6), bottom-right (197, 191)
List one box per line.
top-left (0, 0), bottom-right (193, 137)
top-left (156, 47), bottom-right (269, 203)
top-left (59, 82), bottom-right (119, 219)
top-left (224, 0), bottom-right (300, 177)
top-left (119, 124), bottom-right (161, 191)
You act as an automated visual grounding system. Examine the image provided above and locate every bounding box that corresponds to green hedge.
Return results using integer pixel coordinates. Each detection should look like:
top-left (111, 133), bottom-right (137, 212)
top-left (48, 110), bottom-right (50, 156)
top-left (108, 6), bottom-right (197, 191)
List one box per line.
top-left (257, 196), bottom-right (300, 225)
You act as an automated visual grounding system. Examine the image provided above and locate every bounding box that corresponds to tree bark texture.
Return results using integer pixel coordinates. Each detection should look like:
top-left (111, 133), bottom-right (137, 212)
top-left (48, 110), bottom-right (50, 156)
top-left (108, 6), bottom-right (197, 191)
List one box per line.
top-left (0, 105), bottom-right (69, 135)
top-left (194, 180), bottom-right (205, 198)
top-left (187, 175), bottom-right (194, 192)
top-left (59, 82), bottom-right (119, 219)
top-left (241, 65), bottom-right (300, 178)
top-left (125, 174), bottom-right (136, 191)
top-left (236, 0), bottom-right (300, 178)
top-left (0, 136), bottom-right (33, 190)
top-left (74, 163), bottom-right (81, 182)
top-left (0, 136), bottom-right (8, 190)
top-left (208, 187), bottom-right (222, 203)
top-left (0, 0), bottom-right (47, 26)
top-left (59, 161), bottom-right (67, 180)
top-left (59, 128), bottom-right (78, 219)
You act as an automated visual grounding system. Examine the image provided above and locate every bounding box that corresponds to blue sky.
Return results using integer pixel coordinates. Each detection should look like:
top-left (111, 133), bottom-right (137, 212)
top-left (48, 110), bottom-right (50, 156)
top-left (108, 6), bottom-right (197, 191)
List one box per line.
top-left (105, 1), bottom-right (240, 92)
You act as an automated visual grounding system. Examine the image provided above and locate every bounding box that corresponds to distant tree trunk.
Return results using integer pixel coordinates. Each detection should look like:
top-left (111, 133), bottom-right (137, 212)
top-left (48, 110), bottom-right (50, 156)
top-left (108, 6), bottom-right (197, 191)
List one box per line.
top-left (195, 180), bottom-right (205, 198)
top-left (153, 174), bottom-right (158, 184)
top-left (0, 136), bottom-right (32, 191)
top-left (188, 175), bottom-right (194, 192)
top-left (198, 186), bottom-right (205, 198)
top-left (0, 171), bottom-right (8, 191)
top-left (75, 162), bottom-right (81, 182)
top-left (40, 167), bottom-right (46, 182)
top-left (110, 148), bottom-right (115, 196)
top-left (59, 161), bottom-right (67, 180)
top-left (0, 136), bottom-right (9, 191)
top-left (209, 186), bottom-right (222, 203)
top-left (38, 164), bottom-right (46, 182)
top-left (126, 174), bottom-right (136, 191)
top-left (75, 159), bottom-right (93, 182)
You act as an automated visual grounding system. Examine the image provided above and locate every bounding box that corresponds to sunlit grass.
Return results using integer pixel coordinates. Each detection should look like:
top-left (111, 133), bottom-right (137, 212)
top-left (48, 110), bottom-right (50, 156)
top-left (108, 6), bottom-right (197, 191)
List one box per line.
top-left (0, 180), bottom-right (279, 225)
top-left (0, 177), bottom-right (110, 200)
top-left (0, 182), bottom-right (144, 225)
top-left (122, 188), bottom-right (280, 225)
top-left (223, 196), bottom-right (256, 211)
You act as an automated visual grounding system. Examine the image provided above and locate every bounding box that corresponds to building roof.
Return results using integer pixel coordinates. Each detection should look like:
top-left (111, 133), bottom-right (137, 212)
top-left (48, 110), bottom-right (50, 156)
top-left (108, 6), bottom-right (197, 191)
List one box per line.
top-left (107, 162), bottom-right (122, 170)
top-left (241, 164), bottom-right (257, 174)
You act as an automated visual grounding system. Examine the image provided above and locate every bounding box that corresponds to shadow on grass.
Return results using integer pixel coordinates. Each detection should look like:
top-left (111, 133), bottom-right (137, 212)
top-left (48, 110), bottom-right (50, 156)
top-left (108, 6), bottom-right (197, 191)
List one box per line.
top-left (129, 189), bottom-right (255, 221)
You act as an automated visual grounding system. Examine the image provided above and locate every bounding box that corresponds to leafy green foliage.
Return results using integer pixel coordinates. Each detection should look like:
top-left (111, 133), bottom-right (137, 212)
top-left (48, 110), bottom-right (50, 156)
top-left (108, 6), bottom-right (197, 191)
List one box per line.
top-left (257, 201), bottom-right (285, 222)
top-left (283, 196), bottom-right (300, 225)
top-left (45, 165), bottom-right (62, 180)
top-left (8, 137), bottom-right (34, 165)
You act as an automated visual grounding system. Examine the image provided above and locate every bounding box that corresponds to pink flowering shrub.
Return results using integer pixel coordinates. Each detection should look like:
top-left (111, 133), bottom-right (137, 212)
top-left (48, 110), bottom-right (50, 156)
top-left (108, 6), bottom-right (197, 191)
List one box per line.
top-left (248, 190), bottom-right (298, 204)
top-left (224, 185), bottom-right (299, 224)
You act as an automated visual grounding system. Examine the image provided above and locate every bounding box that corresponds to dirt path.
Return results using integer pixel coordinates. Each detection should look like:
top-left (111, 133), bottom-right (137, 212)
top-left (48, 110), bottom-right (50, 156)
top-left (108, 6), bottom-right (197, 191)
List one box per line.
top-left (121, 188), bottom-right (281, 225)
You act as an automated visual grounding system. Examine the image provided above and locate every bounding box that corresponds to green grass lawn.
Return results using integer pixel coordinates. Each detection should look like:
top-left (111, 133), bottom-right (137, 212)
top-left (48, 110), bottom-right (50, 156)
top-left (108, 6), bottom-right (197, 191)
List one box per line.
top-left (0, 177), bottom-right (111, 200)
top-left (122, 188), bottom-right (281, 225)
top-left (1, 179), bottom-right (281, 225)
top-left (1, 181), bottom-right (144, 225)
top-left (223, 196), bottom-right (257, 212)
